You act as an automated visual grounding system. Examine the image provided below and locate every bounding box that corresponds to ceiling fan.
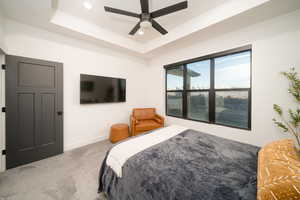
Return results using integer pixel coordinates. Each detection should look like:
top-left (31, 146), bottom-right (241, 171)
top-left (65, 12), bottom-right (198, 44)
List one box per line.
top-left (104, 0), bottom-right (188, 35)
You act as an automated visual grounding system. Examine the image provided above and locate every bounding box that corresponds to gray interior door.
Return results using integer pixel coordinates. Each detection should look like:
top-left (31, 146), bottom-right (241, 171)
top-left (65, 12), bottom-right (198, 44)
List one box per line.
top-left (6, 55), bottom-right (63, 169)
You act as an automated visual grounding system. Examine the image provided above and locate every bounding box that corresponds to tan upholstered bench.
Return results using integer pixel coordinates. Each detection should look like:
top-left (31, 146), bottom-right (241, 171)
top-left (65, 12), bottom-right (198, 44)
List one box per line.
top-left (110, 123), bottom-right (130, 143)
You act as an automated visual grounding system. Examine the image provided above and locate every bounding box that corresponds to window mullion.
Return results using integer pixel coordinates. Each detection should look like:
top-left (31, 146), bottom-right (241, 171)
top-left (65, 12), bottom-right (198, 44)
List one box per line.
top-left (248, 88), bottom-right (252, 130)
top-left (183, 64), bottom-right (187, 119)
top-left (209, 58), bottom-right (215, 123)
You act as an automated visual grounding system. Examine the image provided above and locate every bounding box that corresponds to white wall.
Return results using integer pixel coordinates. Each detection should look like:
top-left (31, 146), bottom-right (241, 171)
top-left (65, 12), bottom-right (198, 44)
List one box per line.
top-left (3, 19), bottom-right (149, 151)
top-left (0, 13), bottom-right (5, 51)
top-left (146, 10), bottom-right (300, 147)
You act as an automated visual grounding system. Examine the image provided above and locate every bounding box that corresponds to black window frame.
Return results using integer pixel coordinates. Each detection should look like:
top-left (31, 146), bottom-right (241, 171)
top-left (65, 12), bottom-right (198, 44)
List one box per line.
top-left (164, 45), bottom-right (252, 131)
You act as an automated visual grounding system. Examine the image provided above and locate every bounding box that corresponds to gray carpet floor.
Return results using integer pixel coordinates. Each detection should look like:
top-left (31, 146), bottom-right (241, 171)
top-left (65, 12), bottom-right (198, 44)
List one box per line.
top-left (0, 140), bottom-right (112, 200)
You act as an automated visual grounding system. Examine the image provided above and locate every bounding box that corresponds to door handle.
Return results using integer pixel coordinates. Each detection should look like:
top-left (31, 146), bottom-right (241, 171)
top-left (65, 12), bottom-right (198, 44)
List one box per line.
top-left (57, 111), bottom-right (63, 116)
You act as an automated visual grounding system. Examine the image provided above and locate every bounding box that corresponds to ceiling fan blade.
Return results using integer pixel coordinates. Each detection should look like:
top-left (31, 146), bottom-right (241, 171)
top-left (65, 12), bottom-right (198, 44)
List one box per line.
top-left (152, 20), bottom-right (168, 35)
top-left (140, 0), bottom-right (149, 13)
top-left (129, 22), bottom-right (141, 35)
top-left (104, 6), bottom-right (140, 18)
top-left (151, 1), bottom-right (188, 18)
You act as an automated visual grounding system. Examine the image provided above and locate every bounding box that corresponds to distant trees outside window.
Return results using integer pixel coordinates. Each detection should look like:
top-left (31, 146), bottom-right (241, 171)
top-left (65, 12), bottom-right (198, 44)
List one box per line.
top-left (165, 46), bottom-right (251, 130)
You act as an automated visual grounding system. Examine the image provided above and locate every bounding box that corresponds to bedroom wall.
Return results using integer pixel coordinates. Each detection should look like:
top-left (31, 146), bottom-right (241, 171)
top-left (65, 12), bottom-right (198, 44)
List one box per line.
top-left (0, 12), bottom-right (5, 51)
top-left (3, 19), bottom-right (149, 151)
top-left (146, 9), bottom-right (300, 147)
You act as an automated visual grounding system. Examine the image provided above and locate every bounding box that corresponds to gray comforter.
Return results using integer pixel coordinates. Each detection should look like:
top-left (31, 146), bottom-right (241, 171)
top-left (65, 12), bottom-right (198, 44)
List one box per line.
top-left (98, 129), bottom-right (259, 200)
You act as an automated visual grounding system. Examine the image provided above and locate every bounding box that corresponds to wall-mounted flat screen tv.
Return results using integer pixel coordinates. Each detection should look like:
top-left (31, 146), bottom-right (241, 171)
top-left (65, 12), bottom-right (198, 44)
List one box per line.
top-left (80, 74), bottom-right (126, 104)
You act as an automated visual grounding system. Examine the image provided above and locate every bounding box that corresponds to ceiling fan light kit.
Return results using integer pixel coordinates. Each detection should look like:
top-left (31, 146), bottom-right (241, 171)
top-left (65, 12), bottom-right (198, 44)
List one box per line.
top-left (140, 21), bottom-right (151, 28)
top-left (104, 0), bottom-right (188, 35)
top-left (138, 29), bottom-right (145, 35)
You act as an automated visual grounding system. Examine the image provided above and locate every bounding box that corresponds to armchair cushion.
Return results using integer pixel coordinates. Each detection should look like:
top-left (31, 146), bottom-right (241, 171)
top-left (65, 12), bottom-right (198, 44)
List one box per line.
top-left (135, 120), bottom-right (162, 132)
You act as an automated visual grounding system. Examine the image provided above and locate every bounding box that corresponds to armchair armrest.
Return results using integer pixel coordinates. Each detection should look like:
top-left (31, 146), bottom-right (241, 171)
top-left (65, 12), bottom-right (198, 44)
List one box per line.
top-left (130, 115), bottom-right (138, 136)
top-left (130, 115), bottom-right (138, 125)
top-left (154, 114), bottom-right (165, 125)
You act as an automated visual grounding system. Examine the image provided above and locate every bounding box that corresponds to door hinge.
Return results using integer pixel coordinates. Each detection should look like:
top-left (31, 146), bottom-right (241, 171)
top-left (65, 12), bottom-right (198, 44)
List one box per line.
top-left (2, 107), bottom-right (5, 113)
top-left (1, 64), bottom-right (5, 70)
top-left (2, 150), bottom-right (6, 155)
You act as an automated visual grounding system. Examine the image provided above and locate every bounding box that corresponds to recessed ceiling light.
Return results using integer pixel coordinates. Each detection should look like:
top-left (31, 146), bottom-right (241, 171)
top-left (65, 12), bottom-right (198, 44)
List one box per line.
top-left (138, 29), bottom-right (144, 35)
top-left (83, 1), bottom-right (93, 10)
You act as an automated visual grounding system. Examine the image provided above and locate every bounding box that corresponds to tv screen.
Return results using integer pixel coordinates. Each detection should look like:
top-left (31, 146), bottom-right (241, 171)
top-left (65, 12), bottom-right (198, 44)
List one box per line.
top-left (80, 74), bottom-right (126, 104)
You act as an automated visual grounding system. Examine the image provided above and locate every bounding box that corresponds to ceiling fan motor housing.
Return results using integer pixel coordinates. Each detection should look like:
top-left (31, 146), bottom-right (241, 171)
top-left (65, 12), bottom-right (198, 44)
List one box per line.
top-left (140, 13), bottom-right (152, 28)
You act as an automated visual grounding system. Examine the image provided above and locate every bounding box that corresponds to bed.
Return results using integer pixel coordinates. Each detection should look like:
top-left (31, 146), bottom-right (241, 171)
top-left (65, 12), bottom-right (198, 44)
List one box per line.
top-left (98, 125), bottom-right (259, 200)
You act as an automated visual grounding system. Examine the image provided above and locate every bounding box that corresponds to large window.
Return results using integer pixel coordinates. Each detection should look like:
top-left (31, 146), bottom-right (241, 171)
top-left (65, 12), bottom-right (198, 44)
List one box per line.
top-left (165, 46), bottom-right (251, 130)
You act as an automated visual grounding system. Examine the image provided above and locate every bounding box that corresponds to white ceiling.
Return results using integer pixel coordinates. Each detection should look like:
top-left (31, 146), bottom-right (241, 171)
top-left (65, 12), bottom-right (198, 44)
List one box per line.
top-left (1, 0), bottom-right (300, 56)
top-left (57, 0), bottom-right (227, 42)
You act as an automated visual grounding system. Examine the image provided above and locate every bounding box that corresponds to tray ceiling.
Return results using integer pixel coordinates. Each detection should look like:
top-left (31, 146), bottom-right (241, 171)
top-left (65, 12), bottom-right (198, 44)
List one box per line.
top-left (1, 0), bottom-right (300, 56)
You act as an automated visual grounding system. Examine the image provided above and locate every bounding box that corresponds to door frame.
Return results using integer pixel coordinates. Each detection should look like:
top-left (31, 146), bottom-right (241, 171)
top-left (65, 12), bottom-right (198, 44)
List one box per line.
top-left (0, 48), bottom-right (6, 172)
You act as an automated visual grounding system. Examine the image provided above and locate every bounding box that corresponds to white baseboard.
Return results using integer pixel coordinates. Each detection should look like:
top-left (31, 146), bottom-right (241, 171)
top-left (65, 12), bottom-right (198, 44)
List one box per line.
top-left (64, 135), bottom-right (109, 151)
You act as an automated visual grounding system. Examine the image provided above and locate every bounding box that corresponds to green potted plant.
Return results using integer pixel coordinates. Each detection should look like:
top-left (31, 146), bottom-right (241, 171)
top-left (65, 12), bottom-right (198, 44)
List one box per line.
top-left (273, 68), bottom-right (300, 151)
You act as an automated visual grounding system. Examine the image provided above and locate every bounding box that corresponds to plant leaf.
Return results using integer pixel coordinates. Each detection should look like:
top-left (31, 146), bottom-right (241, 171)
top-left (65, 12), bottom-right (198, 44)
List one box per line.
top-left (273, 104), bottom-right (283, 116)
top-left (273, 119), bottom-right (289, 132)
top-left (288, 109), bottom-right (300, 127)
top-left (281, 68), bottom-right (300, 102)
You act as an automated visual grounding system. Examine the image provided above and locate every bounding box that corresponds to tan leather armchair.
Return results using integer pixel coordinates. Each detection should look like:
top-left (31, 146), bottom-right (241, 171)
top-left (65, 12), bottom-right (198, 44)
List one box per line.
top-left (130, 108), bottom-right (164, 136)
